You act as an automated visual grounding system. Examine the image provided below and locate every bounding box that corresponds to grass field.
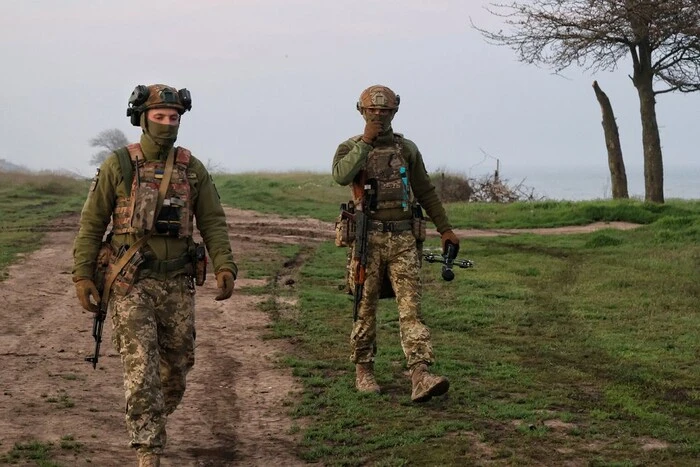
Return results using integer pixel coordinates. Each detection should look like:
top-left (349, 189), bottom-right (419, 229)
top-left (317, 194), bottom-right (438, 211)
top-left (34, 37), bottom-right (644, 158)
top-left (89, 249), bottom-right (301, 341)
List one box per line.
top-left (2, 171), bottom-right (699, 466)
top-left (216, 173), bottom-right (700, 466)
top-left (0, 172), bottom-right (88, 280)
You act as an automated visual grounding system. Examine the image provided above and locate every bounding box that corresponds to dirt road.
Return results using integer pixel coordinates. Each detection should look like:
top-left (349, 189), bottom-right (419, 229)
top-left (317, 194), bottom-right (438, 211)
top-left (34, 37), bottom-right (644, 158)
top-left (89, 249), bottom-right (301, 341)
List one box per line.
top-left (0, 208), bottom-right (639, 466)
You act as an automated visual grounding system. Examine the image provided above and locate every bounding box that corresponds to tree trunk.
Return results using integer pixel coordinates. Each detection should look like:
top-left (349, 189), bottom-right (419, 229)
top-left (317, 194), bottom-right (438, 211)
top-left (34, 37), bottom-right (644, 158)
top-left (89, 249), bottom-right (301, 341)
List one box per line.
top-left (631, 41), bottom-right (665, 203)
top-left (592, 81), bottom-right (629, 199)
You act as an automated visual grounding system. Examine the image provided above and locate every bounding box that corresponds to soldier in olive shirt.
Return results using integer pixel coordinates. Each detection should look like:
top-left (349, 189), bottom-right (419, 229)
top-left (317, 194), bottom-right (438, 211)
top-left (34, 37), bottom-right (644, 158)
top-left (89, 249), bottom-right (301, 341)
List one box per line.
top-left (332, 85), bottom-right (460, 403)
top-left (73, 84), bottom-right (236, 467)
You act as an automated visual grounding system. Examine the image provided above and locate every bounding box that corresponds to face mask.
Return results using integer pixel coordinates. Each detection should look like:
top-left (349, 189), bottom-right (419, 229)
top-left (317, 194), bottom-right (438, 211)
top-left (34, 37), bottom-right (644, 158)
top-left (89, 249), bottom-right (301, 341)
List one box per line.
top-left (147, 121), bottom-right (179, 147)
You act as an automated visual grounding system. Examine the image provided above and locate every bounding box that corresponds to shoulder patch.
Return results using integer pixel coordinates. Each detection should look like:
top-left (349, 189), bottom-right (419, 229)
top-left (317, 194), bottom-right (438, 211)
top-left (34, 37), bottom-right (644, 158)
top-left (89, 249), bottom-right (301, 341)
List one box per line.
top-left (89, 168), bottom-right (100, 192)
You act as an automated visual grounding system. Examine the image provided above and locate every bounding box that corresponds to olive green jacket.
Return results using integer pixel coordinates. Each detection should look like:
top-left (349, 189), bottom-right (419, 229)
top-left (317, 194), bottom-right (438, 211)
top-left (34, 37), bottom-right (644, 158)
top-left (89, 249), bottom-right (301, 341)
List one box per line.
top-left (332, 130), bottom-right (452, 233)
top-left (72, 148), bottom-right (237, 281)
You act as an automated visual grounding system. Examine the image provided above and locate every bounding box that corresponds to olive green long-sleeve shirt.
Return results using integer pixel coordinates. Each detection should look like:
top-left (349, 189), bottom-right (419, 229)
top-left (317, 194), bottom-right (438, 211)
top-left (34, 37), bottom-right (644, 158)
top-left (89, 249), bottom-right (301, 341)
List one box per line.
top-left (72, 149), bottom-right (237, 281)
top-left (332, 132), bottom-right (452, 233)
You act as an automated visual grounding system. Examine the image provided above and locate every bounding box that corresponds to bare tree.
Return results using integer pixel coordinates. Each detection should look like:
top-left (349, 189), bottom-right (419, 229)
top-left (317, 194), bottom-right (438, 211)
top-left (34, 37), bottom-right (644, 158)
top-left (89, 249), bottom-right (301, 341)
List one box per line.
top-left (475, 0), bottom-right (700, 203)
top-left (89, 128), bottom-right (129, 166)
top-left (592, 80), bottom-right (629, 198)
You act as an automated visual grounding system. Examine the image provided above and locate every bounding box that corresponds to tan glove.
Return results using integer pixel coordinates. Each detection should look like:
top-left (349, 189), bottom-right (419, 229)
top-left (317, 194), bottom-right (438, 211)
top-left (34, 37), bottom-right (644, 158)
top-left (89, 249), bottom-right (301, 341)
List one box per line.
top-left (215, 269), bottom-right (235, 301)
top-left (74, 277), bottom-right (100, 313)
top-left (440, 230), bottom-right (460, 256)
top-left (361, 121), bottom-right (383, 145)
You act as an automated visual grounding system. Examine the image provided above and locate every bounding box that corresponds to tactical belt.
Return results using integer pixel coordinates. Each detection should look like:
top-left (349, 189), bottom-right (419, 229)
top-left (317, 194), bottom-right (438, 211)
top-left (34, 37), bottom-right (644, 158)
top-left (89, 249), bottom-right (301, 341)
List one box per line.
top-left (368, 219), bottom-right (413, 232)
top-left (142, 255), bottom-right (192, 274)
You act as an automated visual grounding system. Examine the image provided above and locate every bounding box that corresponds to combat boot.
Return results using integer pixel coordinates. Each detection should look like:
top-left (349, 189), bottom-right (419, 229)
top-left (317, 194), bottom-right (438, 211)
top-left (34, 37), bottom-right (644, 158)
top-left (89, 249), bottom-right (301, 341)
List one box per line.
top-left (137, 451), bottom-right (161, 467)
top-left (355, 363), bottom-right (381, 393)
top-left (410, 363), bottom-right (449, 402)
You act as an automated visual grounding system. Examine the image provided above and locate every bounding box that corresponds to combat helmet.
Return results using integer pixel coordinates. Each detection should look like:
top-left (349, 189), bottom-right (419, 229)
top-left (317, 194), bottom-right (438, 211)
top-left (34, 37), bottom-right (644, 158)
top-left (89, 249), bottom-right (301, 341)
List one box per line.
top-left (356, 85), bottom-right (400, 113)
top-left (126, 84), bottom-right (192, 126)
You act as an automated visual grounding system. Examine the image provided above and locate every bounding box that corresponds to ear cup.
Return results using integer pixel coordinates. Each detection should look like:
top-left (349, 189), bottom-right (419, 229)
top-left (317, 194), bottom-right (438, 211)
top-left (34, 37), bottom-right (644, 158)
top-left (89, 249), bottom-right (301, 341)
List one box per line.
top-left (129, 111), bottom-right (141, 126)
top-left (129, 85), bottom-right (149, 107)
top-left (178, 88), bottom-right (192, 112)
top-left (126, 85), bottom-right (150, 127)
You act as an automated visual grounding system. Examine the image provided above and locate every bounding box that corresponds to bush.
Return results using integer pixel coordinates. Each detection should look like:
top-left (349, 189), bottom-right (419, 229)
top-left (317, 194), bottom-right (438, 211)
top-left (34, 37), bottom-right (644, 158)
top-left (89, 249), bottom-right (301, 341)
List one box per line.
top-left (431, 169), bottom-right (540, 203)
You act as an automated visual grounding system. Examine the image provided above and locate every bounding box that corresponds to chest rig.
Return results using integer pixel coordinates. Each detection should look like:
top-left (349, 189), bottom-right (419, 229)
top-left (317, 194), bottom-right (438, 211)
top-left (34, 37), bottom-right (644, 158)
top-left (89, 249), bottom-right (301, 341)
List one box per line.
top-left (112, 143), bottom-right (194, 238)
top-left (356, 134), bottom-right (412, 212)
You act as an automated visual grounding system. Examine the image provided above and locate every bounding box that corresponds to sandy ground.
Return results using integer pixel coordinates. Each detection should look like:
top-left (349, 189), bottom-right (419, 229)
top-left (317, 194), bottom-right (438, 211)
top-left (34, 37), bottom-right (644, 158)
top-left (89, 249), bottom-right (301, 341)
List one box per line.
top-left (0, 208), bottom-right (640, 466)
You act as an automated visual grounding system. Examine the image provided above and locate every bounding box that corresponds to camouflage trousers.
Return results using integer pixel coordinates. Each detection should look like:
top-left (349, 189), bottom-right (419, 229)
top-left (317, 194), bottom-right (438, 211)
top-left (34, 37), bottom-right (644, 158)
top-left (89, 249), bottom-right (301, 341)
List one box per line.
top-left (350, 230), bottom-right (434, 368)
top-left (110, 275), bottom-right (196, 454)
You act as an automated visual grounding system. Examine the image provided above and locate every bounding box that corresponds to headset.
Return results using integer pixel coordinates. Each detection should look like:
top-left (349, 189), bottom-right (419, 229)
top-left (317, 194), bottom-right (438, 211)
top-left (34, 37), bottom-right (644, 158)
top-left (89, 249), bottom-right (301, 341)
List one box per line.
top-left (126, 85), bottom-right (193, 126)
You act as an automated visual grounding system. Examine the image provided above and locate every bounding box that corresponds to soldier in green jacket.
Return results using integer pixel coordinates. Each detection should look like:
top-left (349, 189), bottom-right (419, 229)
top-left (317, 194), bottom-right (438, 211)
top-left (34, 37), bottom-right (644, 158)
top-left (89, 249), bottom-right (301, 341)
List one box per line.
top-left (332, 85), bottom-right (460, 403)
top-left (72, 84), bottom-right (236, 467)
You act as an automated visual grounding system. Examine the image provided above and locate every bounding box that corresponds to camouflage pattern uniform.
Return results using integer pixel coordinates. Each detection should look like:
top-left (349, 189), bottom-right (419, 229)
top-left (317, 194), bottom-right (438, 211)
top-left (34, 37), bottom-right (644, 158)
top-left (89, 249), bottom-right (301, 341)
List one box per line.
top-left (332, 85), bottom-right (454, 401)
top-left (73, 84), bottom-right (236, 458)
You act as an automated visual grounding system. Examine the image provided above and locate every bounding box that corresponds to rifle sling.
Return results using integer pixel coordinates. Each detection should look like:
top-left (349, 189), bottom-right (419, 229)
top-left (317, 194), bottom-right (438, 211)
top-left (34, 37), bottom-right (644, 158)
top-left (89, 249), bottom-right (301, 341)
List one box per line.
top-left (100, 148), bottom-right (177, 309)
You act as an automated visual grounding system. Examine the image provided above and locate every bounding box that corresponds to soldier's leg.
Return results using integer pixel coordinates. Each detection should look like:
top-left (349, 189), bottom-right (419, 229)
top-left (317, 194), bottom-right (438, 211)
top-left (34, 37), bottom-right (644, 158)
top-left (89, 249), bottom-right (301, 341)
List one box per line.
top-left (156, 276), bottom-right (196, 415)
top-left (351, 232), bottom-right (386, 392)
top-left (387, 232), bottom-right (449, 402)
top-left (111, 278), bottom-right (166, 453)
top-left (386, 232), bottom-right (434, 367)
top-left (350, 232), bottom-right (385, 364)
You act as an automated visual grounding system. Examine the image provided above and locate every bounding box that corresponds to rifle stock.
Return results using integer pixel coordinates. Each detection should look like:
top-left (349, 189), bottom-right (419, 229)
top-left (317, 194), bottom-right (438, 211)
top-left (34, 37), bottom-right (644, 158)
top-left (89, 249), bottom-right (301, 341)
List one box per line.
top-left (352, 208), bottom-right (369, 321)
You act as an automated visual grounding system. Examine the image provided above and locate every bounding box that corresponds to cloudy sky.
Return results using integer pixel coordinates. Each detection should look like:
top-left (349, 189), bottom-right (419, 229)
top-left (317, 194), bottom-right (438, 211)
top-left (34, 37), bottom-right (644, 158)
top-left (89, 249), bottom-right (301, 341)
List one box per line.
top-left (1, 0), bottom-right (698, 184)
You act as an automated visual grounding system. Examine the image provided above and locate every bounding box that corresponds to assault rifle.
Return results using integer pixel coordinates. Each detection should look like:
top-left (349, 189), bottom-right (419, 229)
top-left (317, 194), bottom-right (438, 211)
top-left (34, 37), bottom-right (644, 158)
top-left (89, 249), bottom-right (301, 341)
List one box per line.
top-left (352, 179), bottom-right (377, 322)
top-left (423, 243), bottom-right (474, 281)
top-left (85, 240), bottom-right (113, 370)
top-left (85, 303), bottom-right (106, 369)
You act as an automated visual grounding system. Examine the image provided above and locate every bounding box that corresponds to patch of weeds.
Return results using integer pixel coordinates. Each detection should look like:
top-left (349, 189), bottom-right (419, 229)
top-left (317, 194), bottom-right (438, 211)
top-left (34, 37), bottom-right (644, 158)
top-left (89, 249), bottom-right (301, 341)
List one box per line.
top-left (45, 389), bottom-right (74, 409)
top-left (0, 440), bottom-right (56, 464)
top-left (59, 435), bottom-right (83, 452)
top-left (584, 232), bottom-right (624, 248)
top-left (515, 267), bottom-right (540, 277)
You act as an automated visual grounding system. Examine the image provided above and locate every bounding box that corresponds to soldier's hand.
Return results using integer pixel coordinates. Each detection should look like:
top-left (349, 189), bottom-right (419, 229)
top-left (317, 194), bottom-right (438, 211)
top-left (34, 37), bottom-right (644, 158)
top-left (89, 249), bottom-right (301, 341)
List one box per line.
top-left (74, 277), bottom-right (100, 313)
top-left (361, 121), bottom-right (383, 145)
top-left (440, 230), bottom-right (460, 256)
top-left (214, 269), bottom-right (235, 301)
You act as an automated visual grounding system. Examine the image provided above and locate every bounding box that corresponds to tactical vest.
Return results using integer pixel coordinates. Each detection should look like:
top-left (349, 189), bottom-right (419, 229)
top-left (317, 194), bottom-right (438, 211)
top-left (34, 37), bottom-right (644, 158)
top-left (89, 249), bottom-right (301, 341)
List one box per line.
top-left (354, 134), bottom-right (413, 212)
top-left (112, 143), bottom-right (194, 238)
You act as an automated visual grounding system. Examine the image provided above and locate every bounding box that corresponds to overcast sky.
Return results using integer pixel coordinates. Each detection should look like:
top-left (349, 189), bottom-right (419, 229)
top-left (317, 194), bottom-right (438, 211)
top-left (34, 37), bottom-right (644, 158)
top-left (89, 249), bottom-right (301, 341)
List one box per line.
top-left (1, 0), bottom-right (698, 181)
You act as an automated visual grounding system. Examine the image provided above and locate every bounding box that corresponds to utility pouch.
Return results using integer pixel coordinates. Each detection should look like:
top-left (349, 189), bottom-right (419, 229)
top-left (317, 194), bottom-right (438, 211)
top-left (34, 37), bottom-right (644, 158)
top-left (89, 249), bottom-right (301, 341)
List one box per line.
top-left (335, 201), bottom-right (356, 247)
top-left (130, 184), bottom-right (159, 233)
top-left (411, 204), bottom-right (426, 242)
top-left (108, 245), bottom-right (145, 297)
top-left (194, 243), bottom-right (207, 286)
top-left (155, 197), bottom-right (184, 237)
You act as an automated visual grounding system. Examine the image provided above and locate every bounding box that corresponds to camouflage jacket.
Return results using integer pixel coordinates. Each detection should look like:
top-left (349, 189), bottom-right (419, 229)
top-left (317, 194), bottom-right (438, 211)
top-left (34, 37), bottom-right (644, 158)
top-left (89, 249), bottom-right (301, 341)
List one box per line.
top-left (332, 130), bottom-right (452, 233)
top-left (72, 145), bottom-right (237, 281)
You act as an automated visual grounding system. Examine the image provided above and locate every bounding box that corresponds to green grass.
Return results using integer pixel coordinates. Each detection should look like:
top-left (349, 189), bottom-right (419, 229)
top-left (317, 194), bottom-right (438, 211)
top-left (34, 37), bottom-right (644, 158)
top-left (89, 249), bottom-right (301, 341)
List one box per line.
top-left (0, 172), bottom-right (88, 280)
top-left (214, 171), bottom-right (700, 228)
top-left (215, 171), bottom-right (349, 222)
top-left (265, 212), bottom-right (700, 465)
top-left (0, 435), bottom-right (82, 465)
top-left (445, 198), bottom-right (700, 228)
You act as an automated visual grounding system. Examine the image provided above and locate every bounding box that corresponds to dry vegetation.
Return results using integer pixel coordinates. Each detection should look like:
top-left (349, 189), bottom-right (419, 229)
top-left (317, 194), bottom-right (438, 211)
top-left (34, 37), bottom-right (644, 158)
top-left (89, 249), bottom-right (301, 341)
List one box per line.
top-left (432, 170), bottom-right (541, 203)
